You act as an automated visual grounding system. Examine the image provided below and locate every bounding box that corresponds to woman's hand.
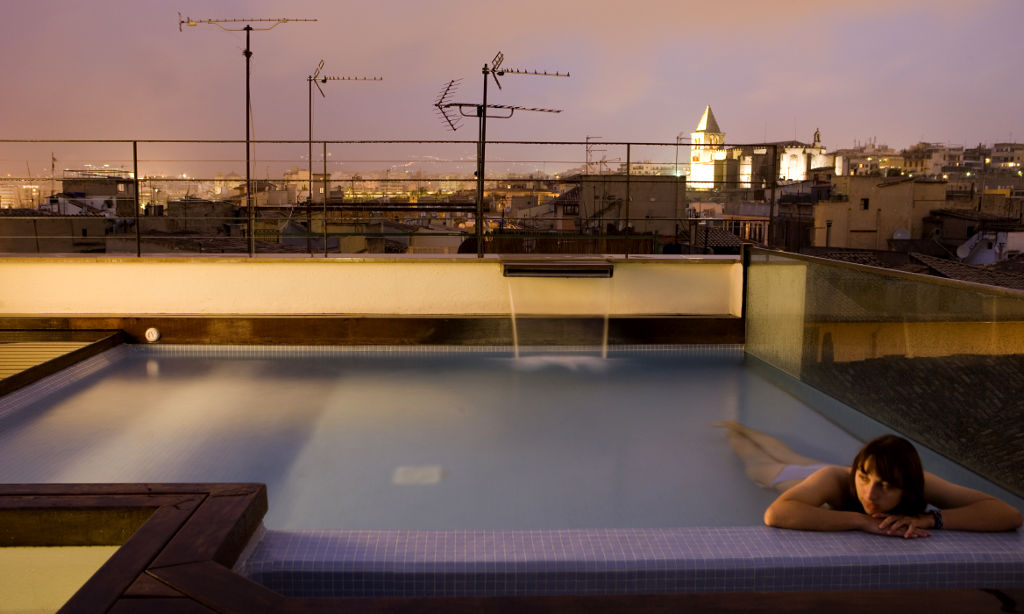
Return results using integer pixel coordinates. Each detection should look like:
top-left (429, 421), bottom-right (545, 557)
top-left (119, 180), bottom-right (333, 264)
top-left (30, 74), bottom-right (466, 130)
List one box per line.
top-left (871, 513), bottom-right (932, 538)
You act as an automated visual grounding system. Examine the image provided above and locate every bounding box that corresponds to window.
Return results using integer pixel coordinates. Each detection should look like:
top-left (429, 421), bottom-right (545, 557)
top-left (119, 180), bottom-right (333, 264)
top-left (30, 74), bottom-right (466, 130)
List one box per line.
top-left (861, 198), bottom-right (869, 210)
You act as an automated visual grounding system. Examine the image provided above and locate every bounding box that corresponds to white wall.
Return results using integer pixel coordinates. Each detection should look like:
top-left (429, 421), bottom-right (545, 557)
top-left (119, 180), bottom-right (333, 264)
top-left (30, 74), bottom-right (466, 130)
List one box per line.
top-left (0, 256), bottom-right (743, 317)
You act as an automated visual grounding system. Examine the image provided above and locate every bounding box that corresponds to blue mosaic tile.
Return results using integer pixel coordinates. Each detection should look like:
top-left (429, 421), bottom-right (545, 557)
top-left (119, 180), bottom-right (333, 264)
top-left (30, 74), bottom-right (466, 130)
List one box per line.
top-left (235, 527), bottom-right (1024, 597)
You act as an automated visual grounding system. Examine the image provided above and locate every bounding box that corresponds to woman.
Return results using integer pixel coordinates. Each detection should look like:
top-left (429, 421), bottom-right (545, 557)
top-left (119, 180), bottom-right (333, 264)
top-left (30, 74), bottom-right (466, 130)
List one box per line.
top-left (717, 420), bottom-right (1022, 538)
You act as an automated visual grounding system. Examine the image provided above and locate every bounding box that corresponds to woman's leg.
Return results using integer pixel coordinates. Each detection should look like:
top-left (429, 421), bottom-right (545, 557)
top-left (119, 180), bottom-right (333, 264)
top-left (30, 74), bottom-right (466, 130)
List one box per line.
top-left (723, 427), bottom-right (786, 488)
top-left (714, 420), bottom-right (821, 466)
top-left (715, 420), bottom-right (826, 491)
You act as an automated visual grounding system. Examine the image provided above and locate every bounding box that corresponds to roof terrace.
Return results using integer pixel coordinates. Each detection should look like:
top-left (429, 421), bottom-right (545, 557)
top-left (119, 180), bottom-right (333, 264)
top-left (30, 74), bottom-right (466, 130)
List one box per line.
top-left (0, 139), bottom-right (1022, 612)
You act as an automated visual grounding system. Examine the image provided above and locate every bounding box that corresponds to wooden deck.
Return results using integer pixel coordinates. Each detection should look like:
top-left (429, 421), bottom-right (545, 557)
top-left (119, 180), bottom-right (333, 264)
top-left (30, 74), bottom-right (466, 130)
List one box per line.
top-left (0, 341), bottom-right (95, 379)
top-left (0, 331), bottom-right (125, 397)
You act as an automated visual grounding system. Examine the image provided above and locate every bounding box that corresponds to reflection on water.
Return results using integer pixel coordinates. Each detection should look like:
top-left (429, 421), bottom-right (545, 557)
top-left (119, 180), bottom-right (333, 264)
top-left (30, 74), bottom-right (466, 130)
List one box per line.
top-left (510, 354), bottom-right (611, 372)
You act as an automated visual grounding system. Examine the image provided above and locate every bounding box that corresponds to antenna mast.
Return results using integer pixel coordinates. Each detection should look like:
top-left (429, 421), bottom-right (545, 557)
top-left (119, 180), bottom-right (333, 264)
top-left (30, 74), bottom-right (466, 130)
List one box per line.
top-left (585, 136), bottom-right (606, 175)
top-left (434, 51), bottom-right (569, 257)
top-left (178, 12), bottom-right (317, 256)
top-left (306, 59), bottom-right (382, 256)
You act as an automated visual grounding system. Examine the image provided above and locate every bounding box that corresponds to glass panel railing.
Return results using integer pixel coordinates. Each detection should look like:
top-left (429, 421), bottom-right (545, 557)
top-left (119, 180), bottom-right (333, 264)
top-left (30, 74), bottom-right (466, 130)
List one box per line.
top-left (746, 248), bottom-right (1024, 498)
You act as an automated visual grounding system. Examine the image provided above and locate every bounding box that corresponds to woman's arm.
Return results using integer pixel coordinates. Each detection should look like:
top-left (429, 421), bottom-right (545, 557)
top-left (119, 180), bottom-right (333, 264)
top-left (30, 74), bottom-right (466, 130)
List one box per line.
top-left (764, 466), bottom-right (888, 534)
top-left (922, 472), bottom-right (1022, 532)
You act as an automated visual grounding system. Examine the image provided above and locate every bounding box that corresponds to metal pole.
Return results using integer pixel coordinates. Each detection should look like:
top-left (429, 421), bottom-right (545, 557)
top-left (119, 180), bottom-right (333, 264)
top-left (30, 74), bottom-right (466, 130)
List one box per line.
top-left (624, 143), bottom-right (631, 256)
top-left (476, 64), bottom-right (488, 258)
top-left (323, 141), bottom-right (328, 256)
top-left (133, 141), bottom-right (141, 257)
top-left (245, 25), bottom-right (254, 256)
top-left (768, 144), bottom-right (778, 248)
top-left (307, 77), bottom-right (314, 255)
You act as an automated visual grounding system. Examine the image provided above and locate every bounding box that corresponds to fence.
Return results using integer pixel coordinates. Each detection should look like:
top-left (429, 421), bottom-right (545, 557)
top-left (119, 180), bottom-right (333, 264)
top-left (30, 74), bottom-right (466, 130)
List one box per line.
top-left (0, 139), bottom-right (779, 257)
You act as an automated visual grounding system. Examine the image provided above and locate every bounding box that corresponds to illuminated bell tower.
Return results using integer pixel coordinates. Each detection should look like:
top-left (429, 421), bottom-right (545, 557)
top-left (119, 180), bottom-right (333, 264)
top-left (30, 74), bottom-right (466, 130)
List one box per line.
top-left (690, 105), bottom-right (724, 189)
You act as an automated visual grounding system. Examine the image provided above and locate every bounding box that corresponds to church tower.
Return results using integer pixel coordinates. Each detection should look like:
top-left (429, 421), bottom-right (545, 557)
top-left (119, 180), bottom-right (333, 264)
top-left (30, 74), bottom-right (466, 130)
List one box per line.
top-left (690, 105), bottom-right (725, 188)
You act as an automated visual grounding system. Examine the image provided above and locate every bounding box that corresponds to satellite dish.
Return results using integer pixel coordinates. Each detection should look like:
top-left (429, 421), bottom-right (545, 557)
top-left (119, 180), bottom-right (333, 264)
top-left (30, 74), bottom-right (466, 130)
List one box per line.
top-left (892, 228), bottom-right (910, 240)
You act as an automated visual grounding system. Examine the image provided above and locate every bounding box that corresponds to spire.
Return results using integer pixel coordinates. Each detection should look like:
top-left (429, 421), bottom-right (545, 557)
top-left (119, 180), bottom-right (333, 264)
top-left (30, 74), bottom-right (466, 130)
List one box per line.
top-left (695, 105), bottom-right (721, 133)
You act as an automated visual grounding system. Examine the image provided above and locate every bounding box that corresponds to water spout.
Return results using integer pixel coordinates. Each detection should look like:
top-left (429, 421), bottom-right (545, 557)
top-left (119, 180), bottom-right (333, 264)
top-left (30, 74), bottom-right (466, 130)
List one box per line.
top-left (506, 278), bottom-right (521, 359)
top-left (503, 260), bottom-right (614, 358)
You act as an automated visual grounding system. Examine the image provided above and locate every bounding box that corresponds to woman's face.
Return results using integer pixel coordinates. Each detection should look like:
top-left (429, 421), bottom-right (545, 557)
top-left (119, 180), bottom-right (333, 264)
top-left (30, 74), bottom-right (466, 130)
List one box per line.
top-left (854, 457), bottom-right (903, 515)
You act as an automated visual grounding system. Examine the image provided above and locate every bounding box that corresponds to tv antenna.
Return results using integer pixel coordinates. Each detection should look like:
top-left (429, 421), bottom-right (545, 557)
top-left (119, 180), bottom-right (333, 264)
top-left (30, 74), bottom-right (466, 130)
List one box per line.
top-left (585, 136), bottom-right (606, 175)
top-left (434, 51), bottom-right (569, 256)
top-left (306, 59), bottom-right (382, 256)
top-left (178, 12), bottom-right (316, 257)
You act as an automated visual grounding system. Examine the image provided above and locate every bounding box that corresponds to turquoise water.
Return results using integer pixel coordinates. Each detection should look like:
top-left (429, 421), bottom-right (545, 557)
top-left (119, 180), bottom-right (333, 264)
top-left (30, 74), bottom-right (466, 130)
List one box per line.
top-left (0, 347), bottom-right (888, 530)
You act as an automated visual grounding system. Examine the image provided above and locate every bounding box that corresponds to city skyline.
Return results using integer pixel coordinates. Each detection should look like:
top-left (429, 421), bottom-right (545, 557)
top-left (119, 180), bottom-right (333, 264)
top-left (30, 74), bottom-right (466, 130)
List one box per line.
top-left (0, 0), bottom-right (1021, 155)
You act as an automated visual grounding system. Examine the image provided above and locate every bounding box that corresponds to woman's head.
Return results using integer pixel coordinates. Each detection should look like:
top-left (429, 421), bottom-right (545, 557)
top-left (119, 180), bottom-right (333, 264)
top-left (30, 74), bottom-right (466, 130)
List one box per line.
top-left (850, 435), bottom-right (926, 515)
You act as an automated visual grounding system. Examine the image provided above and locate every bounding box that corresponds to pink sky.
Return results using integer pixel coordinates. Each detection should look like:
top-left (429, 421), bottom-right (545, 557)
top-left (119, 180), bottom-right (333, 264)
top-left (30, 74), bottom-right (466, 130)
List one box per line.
top-left (1, 0), bottom-right (1021, 166)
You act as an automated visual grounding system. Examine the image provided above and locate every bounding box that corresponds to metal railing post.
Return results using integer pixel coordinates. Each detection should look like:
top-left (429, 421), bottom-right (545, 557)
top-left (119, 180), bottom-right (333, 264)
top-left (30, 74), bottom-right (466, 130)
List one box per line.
top-left (133, 141), bottom-right (141, 257)
top-left (624, 143), bottom-right (631, 256)
top-left (308, 79), bottom-right (314, 256)
top-left (245, 26), bottom-right (255, 257)
top-left (323, 141), bottom-right (329, 256)
top-left (768, 144), bottom-right (778, 248)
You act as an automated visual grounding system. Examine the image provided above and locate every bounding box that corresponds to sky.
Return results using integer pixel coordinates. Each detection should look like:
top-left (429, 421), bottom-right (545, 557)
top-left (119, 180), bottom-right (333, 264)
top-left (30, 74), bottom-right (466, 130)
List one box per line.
top-left (1, 0), bottom-right (1022, 175)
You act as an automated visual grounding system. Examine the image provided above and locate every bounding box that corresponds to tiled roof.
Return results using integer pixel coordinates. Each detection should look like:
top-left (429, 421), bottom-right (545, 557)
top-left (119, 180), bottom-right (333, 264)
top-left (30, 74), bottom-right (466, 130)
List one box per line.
top-left (910, 252), bottom-right (1024, 291)
top-left (549, 186), bottom-right (580, 206)
top-left (682, 226), bottom-right (742, 247)
top-left (810, 250), bottom-right (889, 268)
top-left (803, 353), bottom-right (1024, 496)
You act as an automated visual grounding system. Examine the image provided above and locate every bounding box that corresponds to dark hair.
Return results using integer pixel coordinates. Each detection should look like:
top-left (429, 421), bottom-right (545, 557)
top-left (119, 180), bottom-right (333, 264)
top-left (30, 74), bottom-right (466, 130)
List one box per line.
top-left (849, 435), bottom-right (926, 515)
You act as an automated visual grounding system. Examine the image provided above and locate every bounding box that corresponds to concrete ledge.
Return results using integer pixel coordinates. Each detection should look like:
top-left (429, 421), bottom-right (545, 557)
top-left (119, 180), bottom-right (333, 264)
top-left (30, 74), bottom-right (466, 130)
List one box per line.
top-left (0, 256), bottom-right (744, 317)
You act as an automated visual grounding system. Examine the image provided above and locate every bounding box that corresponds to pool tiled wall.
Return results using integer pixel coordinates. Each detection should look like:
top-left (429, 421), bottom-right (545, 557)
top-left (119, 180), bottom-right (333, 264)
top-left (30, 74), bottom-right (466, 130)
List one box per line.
top-left (236, 527), bottom-right (1024, 597)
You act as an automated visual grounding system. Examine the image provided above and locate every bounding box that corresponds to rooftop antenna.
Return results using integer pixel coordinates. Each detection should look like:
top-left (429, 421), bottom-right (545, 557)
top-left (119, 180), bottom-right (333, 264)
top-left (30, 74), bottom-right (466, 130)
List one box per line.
top-left (178, 12), bottom-right (317, 256)
top-left (434, 51), bottom-right (569, 257)
top-left (306, 59), bottom-right (382, 256)
top-left (586, 136), bottom-right (605, 175)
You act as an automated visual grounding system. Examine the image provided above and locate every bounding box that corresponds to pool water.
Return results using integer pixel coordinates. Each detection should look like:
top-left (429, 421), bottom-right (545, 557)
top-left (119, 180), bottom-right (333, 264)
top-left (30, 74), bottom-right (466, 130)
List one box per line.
top-left (0, 346), bottom-right (871, 530)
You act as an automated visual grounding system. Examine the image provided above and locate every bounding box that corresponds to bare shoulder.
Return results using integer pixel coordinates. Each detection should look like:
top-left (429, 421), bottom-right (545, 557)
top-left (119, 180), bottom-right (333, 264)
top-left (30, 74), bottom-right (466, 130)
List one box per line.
top-left (778, 465), bottom-right (848, 507)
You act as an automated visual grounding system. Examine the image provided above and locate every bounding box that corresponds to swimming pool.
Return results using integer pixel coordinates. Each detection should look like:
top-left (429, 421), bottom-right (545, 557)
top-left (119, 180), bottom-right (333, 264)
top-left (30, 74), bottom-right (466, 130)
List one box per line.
top-left (0, 344), bottom-right (880, 531)
top-left (3, 343), bottom-right (1023, 600)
